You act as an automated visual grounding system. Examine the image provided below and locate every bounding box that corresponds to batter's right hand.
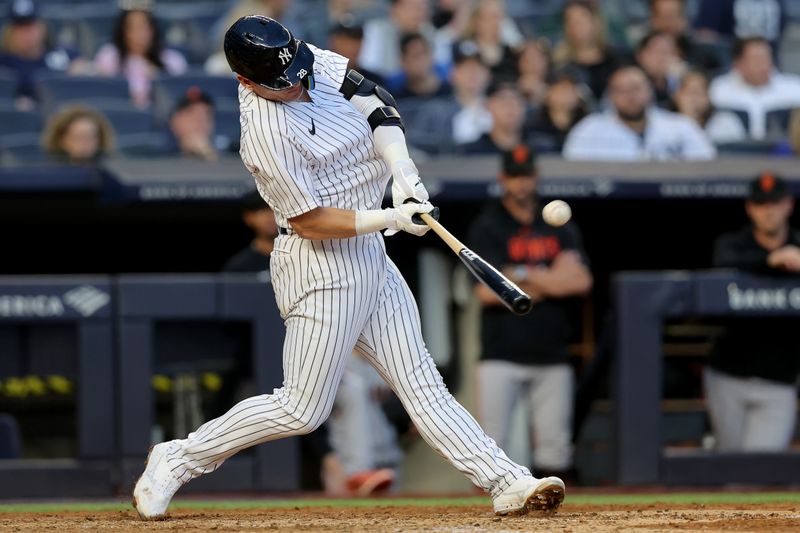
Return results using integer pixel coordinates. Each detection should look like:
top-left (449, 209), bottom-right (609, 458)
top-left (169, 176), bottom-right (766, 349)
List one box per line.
top-left (385, 202), bottom-right (435, 237)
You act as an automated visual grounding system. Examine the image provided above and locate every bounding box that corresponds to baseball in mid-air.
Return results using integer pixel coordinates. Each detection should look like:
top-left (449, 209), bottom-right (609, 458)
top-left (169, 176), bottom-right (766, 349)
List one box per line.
top-left (542, 200), bottom-right (572, 227)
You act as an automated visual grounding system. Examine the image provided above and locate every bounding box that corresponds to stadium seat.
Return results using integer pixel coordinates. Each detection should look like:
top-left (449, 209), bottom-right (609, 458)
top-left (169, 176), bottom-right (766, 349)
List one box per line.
top-left (99, 106), bottom-right (155, 136)
top-left (0, 68), bottom-right (19, 102)
top-left (0, 109), bottom-right (42, 137)
top-left (36, 75), bottom-right (130, 113)
top-left (116, 131), bottom-right (171, 157)
top-left (214, 106), bottom-right (241, 151)
top-left (398, 97), bottom-right (456, 154)
top-left (78, 14), bottom-right (119, 57)
top-left (157, 2), bottom-right (223, 65)
top-left (43, 2), bottom-right (118, 58)
top-left (0, 132), bottom-right (45, 164)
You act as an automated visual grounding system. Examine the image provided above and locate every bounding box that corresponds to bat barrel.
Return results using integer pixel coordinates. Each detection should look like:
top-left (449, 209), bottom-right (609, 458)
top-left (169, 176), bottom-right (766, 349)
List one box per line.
top-left (458, 249), bottom-right (533, 316)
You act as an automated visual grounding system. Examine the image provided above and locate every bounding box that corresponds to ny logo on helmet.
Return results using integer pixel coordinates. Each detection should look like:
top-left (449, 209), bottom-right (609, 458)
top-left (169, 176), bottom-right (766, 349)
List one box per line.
top-left (278, 48), bottom-right (292, 65)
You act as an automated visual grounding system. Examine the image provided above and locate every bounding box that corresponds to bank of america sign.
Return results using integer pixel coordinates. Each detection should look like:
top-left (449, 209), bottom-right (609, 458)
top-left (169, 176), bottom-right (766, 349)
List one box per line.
top-left (0, 285), bottom-right (110, 318)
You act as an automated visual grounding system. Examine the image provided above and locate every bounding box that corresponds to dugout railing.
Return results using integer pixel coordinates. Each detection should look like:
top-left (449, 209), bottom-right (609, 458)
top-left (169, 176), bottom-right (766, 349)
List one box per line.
top-left (614, 271), bottom-right (800, 485)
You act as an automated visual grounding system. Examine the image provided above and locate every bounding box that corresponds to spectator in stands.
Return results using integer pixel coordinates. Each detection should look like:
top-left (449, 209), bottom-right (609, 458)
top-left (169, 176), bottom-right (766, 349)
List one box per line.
top-left (327, 19), bottom-right (385, 86)
top-left (468, 145), bottom-right (592, 483)
top-left (459, 0), bottom-right (524, 81)
top-left (461, 80), bottom-right (527, 154)
top-left (709, 37), bottom-right (800, 141)
top-left (695, 0), bottom-right (785, 54)
top-left (517, 39), bottom-right (551, 108)
top-left (529, 69), bottom-right (591, 153)
top-left (359, 0), bottom-right (450, 78)
top-left (94, 4), bottom-right (188, 108)
top-left (402, 40), bottom-right (491, 153)
top-left (671, 69), bottom-right (747, 144)
top-left (706, 171), bottom-right (800, 452)
top-left (563, 64), bottom-right (716, 160)
top-left (388, 33), bottom-right (451, 99)
top-left (0, 0), bottom-right (84, 110)
top-left (552, 0), bottom-right (623, 100)
top-left (648, 0), bottom-right (723, 72)
top-left (41, 105), bottom-right (115, 165)
top-left (167, 87), bottom-right (218, 162)
top-left (636, 31), bottom-right (685, 108)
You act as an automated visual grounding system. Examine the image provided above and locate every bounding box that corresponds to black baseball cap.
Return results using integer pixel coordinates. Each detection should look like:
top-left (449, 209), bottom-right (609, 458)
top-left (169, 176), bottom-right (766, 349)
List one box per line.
top-left (486, 78), bottom-right (521, 98)
top-left (547, 66), bottom-right (587, 86)
top-left (747, 171), bottom-right (791, 203)
top-left (242, 190), bottom-right (270, 211)
top-left (329, 18), bottom-right (364, 39)
top-left (452, 40), bottom-right (483, 65)
top-left (8, 0), bottom-right (39, 24)
top-left (501, 145), bottom-right (536, 177)
top-left (174, 86), bottom-right (214, 113)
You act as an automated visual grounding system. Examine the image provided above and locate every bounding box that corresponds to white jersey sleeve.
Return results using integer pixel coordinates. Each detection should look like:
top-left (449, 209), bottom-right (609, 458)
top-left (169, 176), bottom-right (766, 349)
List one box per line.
top-left (239, 100), bottom-right (320, 220)
top-left (306, 43), bottom-right (349, 88)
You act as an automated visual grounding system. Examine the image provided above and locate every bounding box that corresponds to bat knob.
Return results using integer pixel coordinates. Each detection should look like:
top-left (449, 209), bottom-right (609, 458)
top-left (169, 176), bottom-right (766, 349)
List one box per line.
top-left (512, 295), bottom-right (533, 316)
top-left (412, 206), bottom-right (440, 225)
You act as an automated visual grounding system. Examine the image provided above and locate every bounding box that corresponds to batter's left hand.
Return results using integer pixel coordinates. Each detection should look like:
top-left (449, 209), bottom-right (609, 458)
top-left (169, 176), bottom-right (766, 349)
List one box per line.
top-left (385, 202), bottom-right (435, 237)
top-left (390, 158), bottom-right (429, 207)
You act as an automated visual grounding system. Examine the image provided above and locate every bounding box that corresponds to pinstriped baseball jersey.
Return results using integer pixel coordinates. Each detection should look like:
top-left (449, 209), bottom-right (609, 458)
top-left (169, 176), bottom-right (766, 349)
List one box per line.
top-left (161, 44), bottom-right (533, 500)
top-left (238, 44), bottom-right (389, 227)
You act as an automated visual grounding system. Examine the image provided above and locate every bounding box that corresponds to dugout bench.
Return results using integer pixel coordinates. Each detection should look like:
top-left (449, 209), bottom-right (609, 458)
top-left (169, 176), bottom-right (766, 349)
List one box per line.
top-left (117, 274), bottom-right (299, 492)
top-left (614, 271), bottom-right (800, 485)
top-left (0, 276), bottom-right (114, 497)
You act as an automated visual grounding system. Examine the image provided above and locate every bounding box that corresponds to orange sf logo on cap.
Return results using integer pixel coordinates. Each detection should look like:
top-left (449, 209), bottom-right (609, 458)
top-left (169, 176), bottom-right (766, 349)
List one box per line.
top-left (512, 146), bottom-right (529, 164)
top-left (760, 173), bottom-right (775, 192)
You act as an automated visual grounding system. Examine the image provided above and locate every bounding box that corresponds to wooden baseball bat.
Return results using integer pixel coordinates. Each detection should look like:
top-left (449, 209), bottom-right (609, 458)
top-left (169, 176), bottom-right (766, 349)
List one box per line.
top-left (419, 212), bottom-right (532, 316)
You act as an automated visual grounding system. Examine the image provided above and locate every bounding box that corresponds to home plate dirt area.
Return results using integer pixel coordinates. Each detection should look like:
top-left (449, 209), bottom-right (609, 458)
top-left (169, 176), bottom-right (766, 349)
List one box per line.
top-left (1, 494), bottom-right (799, 532)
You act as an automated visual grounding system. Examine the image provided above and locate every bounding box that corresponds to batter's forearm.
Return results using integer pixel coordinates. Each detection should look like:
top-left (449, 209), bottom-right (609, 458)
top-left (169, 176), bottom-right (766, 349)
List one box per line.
top-left (288, 205), bottom-right (432, 239)
top-left (288, 207), bottom-right (358, 239)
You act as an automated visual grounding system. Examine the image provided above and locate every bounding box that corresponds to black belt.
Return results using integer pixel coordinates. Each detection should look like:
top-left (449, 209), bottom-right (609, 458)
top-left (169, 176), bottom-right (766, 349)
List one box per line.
top-left (279, 226), bottom-right (291, 235)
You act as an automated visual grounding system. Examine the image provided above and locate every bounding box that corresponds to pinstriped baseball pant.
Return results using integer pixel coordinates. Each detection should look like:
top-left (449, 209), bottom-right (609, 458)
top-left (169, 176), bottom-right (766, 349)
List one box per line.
top-left (168, 233), bottom-right (530, 496)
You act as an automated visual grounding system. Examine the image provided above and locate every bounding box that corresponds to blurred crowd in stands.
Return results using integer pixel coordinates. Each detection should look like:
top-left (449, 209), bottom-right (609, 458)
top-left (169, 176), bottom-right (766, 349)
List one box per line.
top-left (0, 0), bottom-right (800, 165)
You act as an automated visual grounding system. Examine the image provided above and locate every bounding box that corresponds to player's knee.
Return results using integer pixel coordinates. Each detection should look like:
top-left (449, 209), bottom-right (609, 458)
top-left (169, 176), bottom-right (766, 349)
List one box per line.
top-left (287, 404), bottom-right (330, 435)
top-left (292, 414), bottom-right (326, 435)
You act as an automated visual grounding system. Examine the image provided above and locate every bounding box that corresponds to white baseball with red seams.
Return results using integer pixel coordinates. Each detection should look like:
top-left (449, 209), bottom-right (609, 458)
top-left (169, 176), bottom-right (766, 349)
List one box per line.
top-left (542, 200), bottom-right (572, 227)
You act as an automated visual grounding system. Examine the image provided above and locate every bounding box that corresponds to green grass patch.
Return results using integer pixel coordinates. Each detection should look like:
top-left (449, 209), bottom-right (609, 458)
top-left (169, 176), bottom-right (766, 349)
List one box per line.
top-left (1, 492), bottom-right (799, 514)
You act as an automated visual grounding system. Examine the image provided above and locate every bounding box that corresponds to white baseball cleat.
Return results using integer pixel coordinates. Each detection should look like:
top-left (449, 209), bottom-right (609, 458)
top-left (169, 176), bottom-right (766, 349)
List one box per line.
top-left (493, 476), bottom-right (565, 516)
top-left (132, 441), bottom-right (184, 520)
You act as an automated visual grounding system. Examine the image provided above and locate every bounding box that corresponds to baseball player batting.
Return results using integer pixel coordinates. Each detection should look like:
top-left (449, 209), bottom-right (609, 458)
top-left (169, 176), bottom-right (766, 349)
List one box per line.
top-left (133, 15), bottom-right (564, 518)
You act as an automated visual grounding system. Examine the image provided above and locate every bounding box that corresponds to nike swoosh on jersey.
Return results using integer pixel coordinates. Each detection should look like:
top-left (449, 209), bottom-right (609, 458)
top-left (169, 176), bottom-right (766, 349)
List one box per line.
top-left (309, 118), bottom-right (316, 135)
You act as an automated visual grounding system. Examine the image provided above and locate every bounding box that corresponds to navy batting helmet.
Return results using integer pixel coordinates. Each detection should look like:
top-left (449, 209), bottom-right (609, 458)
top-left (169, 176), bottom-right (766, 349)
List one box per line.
top-left (224, 16), bottom-right (315, 91)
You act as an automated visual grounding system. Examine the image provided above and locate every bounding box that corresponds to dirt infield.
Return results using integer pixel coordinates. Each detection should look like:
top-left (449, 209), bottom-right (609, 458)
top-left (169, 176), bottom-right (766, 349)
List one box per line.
top-left (2, 503), bottom-right (799, 532)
